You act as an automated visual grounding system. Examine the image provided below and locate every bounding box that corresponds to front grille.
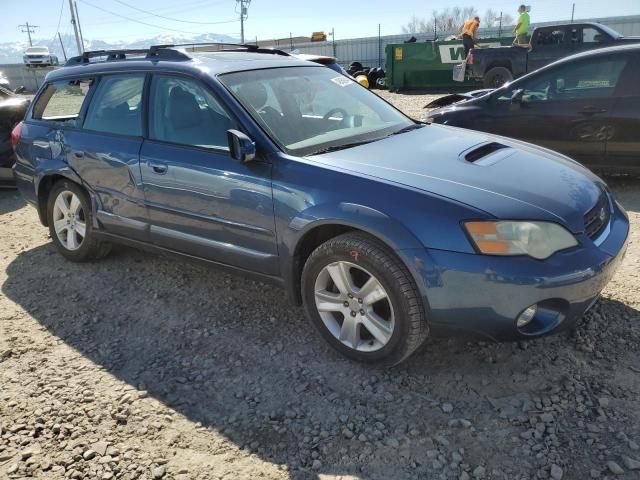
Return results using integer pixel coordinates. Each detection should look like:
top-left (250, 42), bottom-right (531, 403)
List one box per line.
top-left (584, 191), bottom-right (611, 240)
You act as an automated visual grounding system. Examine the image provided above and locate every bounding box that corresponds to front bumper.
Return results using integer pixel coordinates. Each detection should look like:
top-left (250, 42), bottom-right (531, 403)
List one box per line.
top-left (402, 202), bottom-right (629, 341)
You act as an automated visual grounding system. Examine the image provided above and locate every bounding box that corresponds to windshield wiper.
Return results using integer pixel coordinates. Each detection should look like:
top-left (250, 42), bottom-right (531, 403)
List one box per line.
top-left (307, 139), bottom-right (377, 156)
top-left (387, 123), bottom-right (426, 137)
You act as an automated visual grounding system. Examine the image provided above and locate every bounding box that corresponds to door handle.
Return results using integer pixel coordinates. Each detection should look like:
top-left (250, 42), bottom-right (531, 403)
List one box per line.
top-left (148, 161), bottom-right (168, 174)
top-left (73, 150), bottom-right (84, 158)
top-left (580, 107), bottom-right (607, 115)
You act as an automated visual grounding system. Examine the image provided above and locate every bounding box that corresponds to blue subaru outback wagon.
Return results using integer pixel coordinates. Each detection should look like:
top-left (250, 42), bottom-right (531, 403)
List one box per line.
top-left (12, 45), bottom-right (629, 365)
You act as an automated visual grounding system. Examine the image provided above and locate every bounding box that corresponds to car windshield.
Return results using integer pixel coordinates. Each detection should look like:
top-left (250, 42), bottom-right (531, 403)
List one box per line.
top-left (219, 66), bottom-right (413, 156)
top-left (27, 47), bottom-right (48, 54)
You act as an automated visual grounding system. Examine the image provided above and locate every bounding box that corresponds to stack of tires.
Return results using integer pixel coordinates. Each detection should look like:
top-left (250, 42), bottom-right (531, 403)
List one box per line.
top-left (347, 62), bottom-right (386, 90)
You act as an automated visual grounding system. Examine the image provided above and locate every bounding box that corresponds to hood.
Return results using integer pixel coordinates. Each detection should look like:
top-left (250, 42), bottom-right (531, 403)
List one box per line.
top-left (424, 89), bottom-right (494, 109)
top-left (309, 125), bottom-right (603, 233)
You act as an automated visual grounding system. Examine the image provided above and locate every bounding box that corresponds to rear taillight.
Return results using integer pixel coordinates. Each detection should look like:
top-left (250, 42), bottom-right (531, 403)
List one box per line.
top-left (466, 53), bottom-right (474, 64)
top-left (11, 121), bottom-right (23, 150)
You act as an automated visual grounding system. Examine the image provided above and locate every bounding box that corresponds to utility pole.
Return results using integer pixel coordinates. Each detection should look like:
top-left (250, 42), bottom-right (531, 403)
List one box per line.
top-left (19, 22), bottom-right (39, 47)
top-left (378, 24), bottom-right (381, 67)
top-left (498, 12), bottom-right (503, 37)
top-left (68, 0), bottom-right (83, 54)
top-left (58, 32), bottom-right (67, 61)
top-left (331, 27), bottom-right (336, 57)
top-left (571, 3), bottom-right (575, 23)
top-left (237, 0), bottom-right (251, 44)
top-left (74, 1), bottom-right (85, 52)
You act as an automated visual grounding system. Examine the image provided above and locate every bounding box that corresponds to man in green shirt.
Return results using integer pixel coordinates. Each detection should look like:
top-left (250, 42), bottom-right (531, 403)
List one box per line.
top-left (513, 5), bottom-right (530, 45)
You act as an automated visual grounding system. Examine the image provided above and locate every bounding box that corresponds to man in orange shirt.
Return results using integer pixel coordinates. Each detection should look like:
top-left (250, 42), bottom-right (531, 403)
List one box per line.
top-left (460, 16), bottom-right (480, 57)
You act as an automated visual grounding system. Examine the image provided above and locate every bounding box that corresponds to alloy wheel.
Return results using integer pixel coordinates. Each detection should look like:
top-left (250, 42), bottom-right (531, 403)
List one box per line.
top-left (52, 190), bottom-right (86, 251)
top-left (314, 261), bottom-right (395, 352)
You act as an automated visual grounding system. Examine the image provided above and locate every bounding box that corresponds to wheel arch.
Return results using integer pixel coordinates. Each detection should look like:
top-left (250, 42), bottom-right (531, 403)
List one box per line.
top-left (281, 204), bottom-right (428, 305)
top-left (35, 170), bottom-right (85, 226)
top-left (486, 61), bottom-right (513, 73)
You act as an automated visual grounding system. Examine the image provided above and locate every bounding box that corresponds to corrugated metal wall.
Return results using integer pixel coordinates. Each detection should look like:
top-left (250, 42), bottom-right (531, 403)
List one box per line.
top-left (290, 15), bottom-right (640, 68)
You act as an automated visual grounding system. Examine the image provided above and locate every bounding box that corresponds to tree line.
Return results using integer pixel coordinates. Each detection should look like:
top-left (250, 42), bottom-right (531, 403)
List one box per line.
top-left (402, 7), bottom-right (515, 34)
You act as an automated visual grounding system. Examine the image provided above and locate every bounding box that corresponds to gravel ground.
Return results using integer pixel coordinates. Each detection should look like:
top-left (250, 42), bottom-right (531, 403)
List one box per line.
top-left (1, 93), bottom-right (640, 480)
top-left (375, 90), bottom-right (444, 120)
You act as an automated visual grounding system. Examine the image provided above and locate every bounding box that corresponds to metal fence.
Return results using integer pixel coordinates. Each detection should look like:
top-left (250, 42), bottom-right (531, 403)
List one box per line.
top-left (288, 14), bottom-right (640, 68)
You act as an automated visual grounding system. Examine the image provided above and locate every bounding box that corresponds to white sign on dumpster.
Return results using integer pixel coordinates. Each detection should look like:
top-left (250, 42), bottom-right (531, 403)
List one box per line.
top-left (438, 42), bottom-right (501, 63)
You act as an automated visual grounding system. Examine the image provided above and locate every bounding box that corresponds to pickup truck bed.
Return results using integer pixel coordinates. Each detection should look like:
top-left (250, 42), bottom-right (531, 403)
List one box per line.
top-left (467, 22), bottom-right (640, 87)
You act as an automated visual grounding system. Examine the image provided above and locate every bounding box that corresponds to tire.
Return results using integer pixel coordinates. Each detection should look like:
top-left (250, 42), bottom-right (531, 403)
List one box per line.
top-left (301, 232), bottom-right (428, 366)
top-left (46, 180), bottom-right (111, 262)
top-left (483, 67), bottom-right (513, 89)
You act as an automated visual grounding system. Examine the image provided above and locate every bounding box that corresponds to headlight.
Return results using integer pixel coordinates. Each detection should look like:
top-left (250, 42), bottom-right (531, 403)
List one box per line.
top-left (464, 221), bottom-right (578, 259)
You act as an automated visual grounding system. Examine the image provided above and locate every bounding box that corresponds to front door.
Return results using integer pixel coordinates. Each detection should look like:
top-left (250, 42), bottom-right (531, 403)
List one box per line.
top-left (482, 55), bottom-right (629, 167)
top-left (604, 55), bottom-right (640, 173)
top-left (139, 74), bottom-right (278, 275)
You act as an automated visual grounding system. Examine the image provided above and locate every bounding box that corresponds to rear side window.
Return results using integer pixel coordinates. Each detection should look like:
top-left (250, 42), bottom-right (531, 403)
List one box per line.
top-left (32, 79), bottom-right (93, 125)
top-left (83, 74), bottom-right (145, 136)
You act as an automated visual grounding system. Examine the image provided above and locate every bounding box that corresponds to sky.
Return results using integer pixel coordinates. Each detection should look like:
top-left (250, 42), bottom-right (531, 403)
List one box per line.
top-left (2, 0), bottom-right (639, 44)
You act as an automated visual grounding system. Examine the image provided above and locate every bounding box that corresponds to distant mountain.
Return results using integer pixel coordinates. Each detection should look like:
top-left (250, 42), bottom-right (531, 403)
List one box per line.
top-left (0, 32), bottom-right (239, 64)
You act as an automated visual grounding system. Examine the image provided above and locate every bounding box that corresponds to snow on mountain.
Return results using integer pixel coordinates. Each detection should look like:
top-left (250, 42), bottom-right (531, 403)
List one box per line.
top-left (0, 33), bottom-right (239, 64)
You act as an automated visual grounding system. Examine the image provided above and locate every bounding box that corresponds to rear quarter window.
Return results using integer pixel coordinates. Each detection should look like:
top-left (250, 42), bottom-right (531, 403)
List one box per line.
top-left (32, 79), bottom-right (93, 126)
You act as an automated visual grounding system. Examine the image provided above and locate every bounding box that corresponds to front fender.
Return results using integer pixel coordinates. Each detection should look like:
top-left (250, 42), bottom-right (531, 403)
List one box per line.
top-left (286, 201), bottom-right (425, 253)
top-left (279, 201), bottom-right (432, 304)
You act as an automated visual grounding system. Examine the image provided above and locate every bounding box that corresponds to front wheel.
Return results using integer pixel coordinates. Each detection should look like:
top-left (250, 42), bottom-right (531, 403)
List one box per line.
top-left (301, 232), bottom-right (428, 366)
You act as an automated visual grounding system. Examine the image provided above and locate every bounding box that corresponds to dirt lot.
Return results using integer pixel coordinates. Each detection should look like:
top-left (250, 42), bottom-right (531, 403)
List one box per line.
top-left (1, 93), bottom-right (640, 480)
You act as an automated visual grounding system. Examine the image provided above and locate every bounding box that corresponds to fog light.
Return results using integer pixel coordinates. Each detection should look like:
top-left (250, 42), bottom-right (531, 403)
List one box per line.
top-left (517, 305), bottom-right (538, 328)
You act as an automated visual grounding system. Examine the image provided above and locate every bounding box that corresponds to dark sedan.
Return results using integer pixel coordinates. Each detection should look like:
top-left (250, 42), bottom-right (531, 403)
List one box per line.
top-left (0, 86), bottom-right (29, 187)
top-left (425, 44), bottom-right (640, 174)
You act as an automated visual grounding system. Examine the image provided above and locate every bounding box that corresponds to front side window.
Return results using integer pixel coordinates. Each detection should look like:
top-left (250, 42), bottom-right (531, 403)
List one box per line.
top-left (32, 79), bottom-right (93, 125)
top-left (148, 75), bottom-right (235, 150)
top-left (582, 27), bottom-right (605, 43)
top-left (83, 74), bottom-right (144, 136)
top-left (220, 66), bottom-right (413, 156)
top-left (497, 57), bottom-right (628, 103)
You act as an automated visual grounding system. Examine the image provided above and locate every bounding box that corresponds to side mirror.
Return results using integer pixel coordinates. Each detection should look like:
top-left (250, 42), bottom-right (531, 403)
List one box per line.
top-left (227, 129), bottom-right (256, 163)
top-left (511, 88), bottom-right (525, 105)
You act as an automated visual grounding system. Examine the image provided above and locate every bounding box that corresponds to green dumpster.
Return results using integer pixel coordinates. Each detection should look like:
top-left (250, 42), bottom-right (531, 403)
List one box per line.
top-left (385, 38), bottom-right (512, 92)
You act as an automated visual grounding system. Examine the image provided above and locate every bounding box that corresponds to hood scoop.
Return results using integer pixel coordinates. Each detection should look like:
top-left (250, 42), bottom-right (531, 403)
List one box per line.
top-left (462, 142), bottom-right (513, 166)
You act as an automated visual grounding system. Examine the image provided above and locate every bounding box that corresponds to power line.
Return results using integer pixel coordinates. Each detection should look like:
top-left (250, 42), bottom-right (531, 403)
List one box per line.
top-left (19, 22), bottom-right (39, 46)
top-left (111, 0), bottom-right (234, 25)
top-left (78, 0), bottom-right (237, 35)
top-left (52, 0), bottom-right (66, 41)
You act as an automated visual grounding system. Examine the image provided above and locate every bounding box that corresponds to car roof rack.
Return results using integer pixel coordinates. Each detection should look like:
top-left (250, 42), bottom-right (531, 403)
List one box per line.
top-left (64, 47), bottom-right (189, 66)
top-left (160, 42), bottom-right (290, 56)
top-left (64, 42), bottom-right (290, 66)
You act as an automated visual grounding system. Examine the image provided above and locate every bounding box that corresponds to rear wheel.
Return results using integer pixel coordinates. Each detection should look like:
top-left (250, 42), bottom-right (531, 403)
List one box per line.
top-left (47, 180), bottom-right (111, 262)
top-left (483, 67), bottom-right (513, 88)
top-left (301, 232), bottom-right (428, 366)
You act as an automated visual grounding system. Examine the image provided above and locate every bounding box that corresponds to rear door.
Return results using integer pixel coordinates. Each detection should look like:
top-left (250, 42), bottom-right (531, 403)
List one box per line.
top-left (139, 74), bottom-right (278, 275)
top-left (66, 73), bottom-right (148, 240)
top-left (605, 54), bottom-right (640, 173)
top-left (528, 27), bottom-right (570, 71)
top-left (483, 55), bottom-right (628, 167)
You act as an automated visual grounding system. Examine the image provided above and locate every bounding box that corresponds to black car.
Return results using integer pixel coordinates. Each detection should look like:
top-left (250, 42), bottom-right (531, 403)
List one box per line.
top-left (468, 22), bottom-right (640, 88)
top-left (426, 44), bottom-right (640, 174)
top-left (0, 86), bottom-right (29, 187)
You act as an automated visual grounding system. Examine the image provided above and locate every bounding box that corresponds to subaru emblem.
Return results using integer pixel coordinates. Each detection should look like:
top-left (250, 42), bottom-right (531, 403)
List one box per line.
top-left (599, 207), bottom-right (606, 222)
